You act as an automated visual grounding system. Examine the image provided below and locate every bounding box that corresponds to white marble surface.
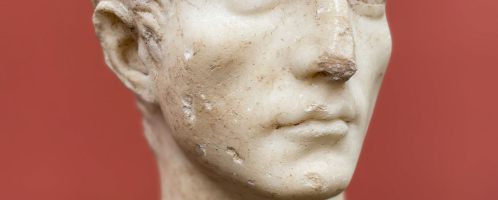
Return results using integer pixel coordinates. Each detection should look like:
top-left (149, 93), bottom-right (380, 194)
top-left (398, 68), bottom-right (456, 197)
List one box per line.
top-left (92, 0), bottom-right (391, 199)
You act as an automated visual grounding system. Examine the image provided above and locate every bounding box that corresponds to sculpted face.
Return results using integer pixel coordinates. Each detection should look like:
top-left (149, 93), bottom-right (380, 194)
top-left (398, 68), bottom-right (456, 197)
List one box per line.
top-left (94, 0), bottom-right (391, 199)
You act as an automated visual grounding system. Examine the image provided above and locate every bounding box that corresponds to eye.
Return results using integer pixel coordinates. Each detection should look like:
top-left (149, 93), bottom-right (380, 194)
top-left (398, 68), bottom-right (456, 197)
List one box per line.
top-left (226, 0), bottom-right (281, 14)
top-left (348, 0), bottom-right (386, 18)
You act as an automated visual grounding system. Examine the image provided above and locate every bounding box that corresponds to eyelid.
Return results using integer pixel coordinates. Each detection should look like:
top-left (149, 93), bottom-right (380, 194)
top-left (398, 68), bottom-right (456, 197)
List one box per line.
top-left (226, 0), bottom-right (281, 14)
top-left (348, 0), bottom-right (386, 18)
top-left (350, 0), bottom-right (385, 4)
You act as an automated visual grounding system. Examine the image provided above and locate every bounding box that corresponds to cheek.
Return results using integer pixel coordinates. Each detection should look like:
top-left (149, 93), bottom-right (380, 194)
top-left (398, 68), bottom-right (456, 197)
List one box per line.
top-left (155, 56), bottom-right (263, 155)
top-left (352, 18), bottom-right (391, 84)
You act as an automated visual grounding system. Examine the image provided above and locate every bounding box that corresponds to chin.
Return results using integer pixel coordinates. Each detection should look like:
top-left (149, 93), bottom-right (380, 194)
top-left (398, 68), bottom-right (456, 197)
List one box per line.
top-left (248, 166), bottom-right (353, 200)
top-left (263, 183), bottom-right (348, 200)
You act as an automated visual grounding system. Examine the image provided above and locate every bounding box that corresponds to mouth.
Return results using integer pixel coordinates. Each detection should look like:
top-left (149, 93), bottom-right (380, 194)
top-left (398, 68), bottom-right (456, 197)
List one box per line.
top-left (275, 119), bottom-right (349, 142)
top-left (272, 103), bottom-right (356, 143)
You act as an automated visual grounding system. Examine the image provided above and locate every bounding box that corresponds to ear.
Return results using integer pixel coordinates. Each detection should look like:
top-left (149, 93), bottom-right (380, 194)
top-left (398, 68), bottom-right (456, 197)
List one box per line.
top-left (92, 0), bottom-right (163, 103)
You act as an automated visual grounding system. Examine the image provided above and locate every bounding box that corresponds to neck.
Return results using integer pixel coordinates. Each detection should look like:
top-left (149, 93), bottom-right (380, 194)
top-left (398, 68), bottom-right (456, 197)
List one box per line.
top-left (137, 101), bottom-right (345, 200)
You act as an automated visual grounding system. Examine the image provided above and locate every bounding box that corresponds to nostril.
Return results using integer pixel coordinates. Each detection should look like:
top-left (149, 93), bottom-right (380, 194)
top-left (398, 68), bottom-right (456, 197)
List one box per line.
top-left (317, 56), bottom-right (357, 82)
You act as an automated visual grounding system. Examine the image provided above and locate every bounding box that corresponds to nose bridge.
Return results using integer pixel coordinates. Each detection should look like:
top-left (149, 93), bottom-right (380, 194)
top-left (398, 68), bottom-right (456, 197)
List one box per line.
top-left (286, 0), bottom-right (357, 82)
top-left (317, 0), bottom-right (355, 59)
top-left (318, 0), bottom-right (349, 18)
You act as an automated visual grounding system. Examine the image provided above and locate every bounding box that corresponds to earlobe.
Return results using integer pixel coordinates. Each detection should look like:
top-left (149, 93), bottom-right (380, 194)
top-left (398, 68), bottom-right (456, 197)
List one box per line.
top-left (93, 1), bottom-right (163, 103)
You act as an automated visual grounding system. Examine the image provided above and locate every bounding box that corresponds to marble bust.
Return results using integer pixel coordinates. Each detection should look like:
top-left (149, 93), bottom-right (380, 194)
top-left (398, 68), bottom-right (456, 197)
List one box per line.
top-left (92, 0), bottom-right (391, 199)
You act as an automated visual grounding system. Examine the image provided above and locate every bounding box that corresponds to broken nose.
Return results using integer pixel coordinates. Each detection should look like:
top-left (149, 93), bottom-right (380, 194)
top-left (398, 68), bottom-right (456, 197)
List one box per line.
top-left (318, 58), bottom-right (357, 82)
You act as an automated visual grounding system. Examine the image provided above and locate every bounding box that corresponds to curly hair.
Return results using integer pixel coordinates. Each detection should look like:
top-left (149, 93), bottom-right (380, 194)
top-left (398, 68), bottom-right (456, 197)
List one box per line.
top-left (91, 0), bottom-right (164, 8)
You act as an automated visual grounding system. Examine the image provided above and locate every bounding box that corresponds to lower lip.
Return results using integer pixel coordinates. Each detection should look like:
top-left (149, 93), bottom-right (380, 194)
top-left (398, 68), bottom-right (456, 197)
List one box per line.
top-left (275, 120), bottom-right (349, 141)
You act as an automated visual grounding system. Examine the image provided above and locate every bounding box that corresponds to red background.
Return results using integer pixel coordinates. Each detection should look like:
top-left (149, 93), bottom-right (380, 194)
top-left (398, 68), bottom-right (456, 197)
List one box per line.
top-left (1, 1), bottom-right (498, 199)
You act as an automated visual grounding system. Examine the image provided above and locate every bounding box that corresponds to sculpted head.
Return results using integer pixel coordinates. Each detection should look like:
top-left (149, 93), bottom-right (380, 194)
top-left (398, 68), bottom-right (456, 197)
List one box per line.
top-left (92, 0), bottom-right (391, 199)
